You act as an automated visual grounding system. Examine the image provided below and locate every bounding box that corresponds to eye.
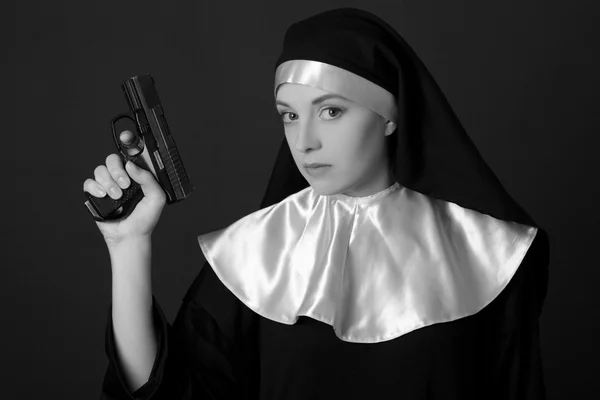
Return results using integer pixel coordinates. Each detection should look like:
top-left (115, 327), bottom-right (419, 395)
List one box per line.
top-left (319, 107), bottom-right (343, 120)
top-left (279, 111), bottom-right (298, 124)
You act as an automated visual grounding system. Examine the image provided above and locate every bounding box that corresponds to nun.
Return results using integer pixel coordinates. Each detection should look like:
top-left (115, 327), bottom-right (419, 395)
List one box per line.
top-left (92, 8), bottom-right (549, 399)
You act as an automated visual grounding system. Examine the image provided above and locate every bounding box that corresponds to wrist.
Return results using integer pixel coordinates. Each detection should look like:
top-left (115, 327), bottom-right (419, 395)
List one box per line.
top-left (106, 234), bottom-right (152, 252)
top-left (107, 235), bottom-right (153, 276)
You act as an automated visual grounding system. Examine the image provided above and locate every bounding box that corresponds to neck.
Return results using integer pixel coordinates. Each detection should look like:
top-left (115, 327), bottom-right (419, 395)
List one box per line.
top-left (342, 165), bottom-right (395, 198)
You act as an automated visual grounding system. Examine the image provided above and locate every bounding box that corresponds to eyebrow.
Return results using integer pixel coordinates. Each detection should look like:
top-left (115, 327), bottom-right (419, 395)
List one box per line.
top-left (275, 93), bottom-right (350, 108)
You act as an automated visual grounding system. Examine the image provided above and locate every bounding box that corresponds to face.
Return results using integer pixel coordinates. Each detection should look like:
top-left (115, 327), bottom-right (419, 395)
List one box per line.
top-left (275, 83), bottom-right (397, 197)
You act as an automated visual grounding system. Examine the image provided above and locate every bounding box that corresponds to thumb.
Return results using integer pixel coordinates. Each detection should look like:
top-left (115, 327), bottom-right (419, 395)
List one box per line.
top-left (126, 161), bottom-right (161, 198)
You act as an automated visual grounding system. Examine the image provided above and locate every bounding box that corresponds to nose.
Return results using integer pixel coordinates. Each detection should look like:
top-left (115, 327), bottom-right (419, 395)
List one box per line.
top-left (294, 119), bottom-right (321, 153)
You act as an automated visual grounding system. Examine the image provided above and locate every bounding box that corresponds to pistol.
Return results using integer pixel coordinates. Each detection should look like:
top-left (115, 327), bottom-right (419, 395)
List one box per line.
top-left (84, 73), bottom-right (194, 222)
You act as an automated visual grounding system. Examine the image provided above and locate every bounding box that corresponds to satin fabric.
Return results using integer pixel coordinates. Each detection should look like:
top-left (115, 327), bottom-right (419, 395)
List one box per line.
top-left (274, 60), bottom-right (398, 121)
top-left (198, 182), bottom-right (537, 343)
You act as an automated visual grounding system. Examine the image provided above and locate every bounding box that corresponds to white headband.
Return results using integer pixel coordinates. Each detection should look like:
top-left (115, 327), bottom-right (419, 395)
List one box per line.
top-left (274, 59), bottom-right (397, 122)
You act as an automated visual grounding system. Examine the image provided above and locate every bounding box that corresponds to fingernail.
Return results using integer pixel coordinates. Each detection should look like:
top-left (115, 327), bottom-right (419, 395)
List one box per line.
top-left (118, 176), bottom-right (130, 188)
top-left (96, 188), bottom-right (106, 197)
top-left (110, 187), bottom-right (121, 198)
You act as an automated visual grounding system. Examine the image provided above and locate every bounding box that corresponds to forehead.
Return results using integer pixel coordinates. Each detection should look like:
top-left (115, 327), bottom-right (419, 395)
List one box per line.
top-left (276, 83), bottom-right (360, 111)
top-left (276, 83), bottom-right (337, 103)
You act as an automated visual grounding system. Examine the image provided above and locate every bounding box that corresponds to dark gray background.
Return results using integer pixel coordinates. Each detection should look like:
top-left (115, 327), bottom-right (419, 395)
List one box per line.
top-left (8, 0), bottom-right (599, 398)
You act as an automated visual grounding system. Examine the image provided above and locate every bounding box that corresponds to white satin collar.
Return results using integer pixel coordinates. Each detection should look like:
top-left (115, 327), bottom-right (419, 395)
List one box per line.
top-left (197, 183), bottom-right (537, 343)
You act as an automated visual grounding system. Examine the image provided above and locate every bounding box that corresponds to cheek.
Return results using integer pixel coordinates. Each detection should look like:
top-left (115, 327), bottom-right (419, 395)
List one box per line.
top-left (340, 124), bottom-right (385, 178)
top-left (283, 129), bottom-right (295, 154)
top-left (284, 131), bottom-right (306, 169)
top-left (331, 124), bottom-right (376, 166)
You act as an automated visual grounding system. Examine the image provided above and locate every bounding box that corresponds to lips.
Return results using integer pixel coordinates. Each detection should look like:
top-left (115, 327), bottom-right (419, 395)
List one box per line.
top-left (303, 162), bottom-right (331, 177)
top-left (303, 163), bottom-right (331, 168)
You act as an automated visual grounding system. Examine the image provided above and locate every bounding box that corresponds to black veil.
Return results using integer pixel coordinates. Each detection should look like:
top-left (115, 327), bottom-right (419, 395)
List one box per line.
top-left (260, 8), bottom-right (536, 229)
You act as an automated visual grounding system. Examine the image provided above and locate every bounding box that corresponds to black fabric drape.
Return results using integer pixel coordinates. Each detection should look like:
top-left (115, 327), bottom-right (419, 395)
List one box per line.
top-left (100, 229), bottom-right (548, 399)
top-left (263, 8), bottom-right (535, 228)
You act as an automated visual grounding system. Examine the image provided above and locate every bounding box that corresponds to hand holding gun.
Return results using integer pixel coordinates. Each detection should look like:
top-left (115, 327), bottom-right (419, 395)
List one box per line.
top-left (82, 74), bottom-right (194, 245)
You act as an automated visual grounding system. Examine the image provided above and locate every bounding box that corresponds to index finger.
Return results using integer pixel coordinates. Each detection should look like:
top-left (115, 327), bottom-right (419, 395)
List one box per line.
top-left (119, 130), bottom-right (135, 145)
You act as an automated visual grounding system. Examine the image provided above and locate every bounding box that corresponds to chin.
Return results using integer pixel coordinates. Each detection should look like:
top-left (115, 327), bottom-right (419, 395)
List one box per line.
top-left (309, 186), bottom-right (340, 196)
top-left (305, 177), bottom-right (349, 197)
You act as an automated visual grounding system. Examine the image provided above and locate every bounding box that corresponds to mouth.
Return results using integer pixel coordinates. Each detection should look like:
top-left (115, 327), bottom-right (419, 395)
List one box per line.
top-left (303, 163), bottom-right (331, 168)
top-left (303, 163), bottom-right (331, 177)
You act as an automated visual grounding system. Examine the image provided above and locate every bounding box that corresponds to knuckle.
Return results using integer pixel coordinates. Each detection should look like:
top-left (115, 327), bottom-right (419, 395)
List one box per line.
top-left (108, 166), bottom-right (123, 179)
top-left (108, 159), bottom-right (127, 178)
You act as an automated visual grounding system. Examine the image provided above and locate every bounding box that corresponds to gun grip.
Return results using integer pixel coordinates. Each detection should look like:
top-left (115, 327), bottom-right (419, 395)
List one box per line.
top-left (84, 180), bottom-right (144, 222)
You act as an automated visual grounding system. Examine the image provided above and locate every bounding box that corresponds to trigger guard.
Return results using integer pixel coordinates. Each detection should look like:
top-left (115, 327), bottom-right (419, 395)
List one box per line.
top-left (110, 114), bottom-right (143, 160)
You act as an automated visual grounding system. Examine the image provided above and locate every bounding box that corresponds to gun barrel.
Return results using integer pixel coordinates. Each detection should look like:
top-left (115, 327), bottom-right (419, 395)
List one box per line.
top-left (123, 74), bottom-right (194, 203)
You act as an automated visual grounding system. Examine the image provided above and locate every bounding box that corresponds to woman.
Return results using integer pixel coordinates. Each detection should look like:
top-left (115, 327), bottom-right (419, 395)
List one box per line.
top-left (87, 8), bottom-right (549, 399)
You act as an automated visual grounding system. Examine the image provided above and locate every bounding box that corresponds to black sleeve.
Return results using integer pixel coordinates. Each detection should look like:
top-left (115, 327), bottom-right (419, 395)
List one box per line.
top-left (100, 263), bottom-right (259, 400)
top-left (492, 228), bottom-right (550, 400)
